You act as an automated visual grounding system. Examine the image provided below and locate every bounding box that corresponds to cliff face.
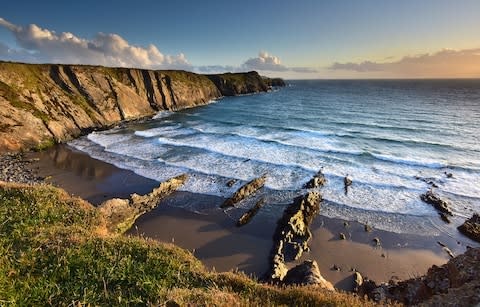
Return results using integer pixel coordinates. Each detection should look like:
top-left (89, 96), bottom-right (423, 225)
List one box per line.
top-left (0, 62), bottom-right (282, 153)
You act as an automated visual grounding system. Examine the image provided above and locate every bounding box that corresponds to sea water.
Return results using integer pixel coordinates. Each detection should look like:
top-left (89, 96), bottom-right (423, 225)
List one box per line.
top-left (70, 79), bottom-right (480, 236)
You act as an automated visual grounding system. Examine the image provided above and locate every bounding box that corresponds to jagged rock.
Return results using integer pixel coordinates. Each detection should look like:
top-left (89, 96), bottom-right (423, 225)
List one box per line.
top-left (373, 237), bottom-right (381, 246)
top-left (364, 224), bottom-right (373, 232)
top-left (99, 174), bottom-right (187, 233)
top-left (445, 171), bottom-right (453, 178)
top-left (304, 169), bottom-right (327, 189)
top-left (420, 189), bottom-right (453, 216)
top-left (266, 192), bottom-right (322, 282)
top-left (221, 175), bottom-right (267, 208)
top-left (237, 198), bottom-right (265, 227)
top-left (332, 264), bottom-right (341, 271)
top-left (458, 213), bottom-right (480, 243)
top-left (358, 247), bottom-right (480, 305)
top-left (283, 260), bottom-right (335, 290)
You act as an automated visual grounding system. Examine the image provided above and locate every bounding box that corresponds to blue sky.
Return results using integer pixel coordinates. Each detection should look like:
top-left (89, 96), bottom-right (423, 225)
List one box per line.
top-left (1, 0), bottom-right (480, 78)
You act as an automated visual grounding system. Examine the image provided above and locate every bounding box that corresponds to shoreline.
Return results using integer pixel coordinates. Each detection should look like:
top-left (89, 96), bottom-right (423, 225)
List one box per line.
top-left (23, 144), bottom-right (478, 291)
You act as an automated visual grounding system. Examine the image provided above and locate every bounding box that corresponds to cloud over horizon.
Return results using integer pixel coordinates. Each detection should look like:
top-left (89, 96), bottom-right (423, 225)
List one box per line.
top-left (0, 17), bottom-right (191, 70)
top-left (329, 49), bottom-right (480, 78)
top-left (197, 51), bottom-right (318, 74)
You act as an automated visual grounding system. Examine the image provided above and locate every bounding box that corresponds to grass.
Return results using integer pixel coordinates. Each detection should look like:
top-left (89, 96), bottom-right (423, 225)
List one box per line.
top-left (0, 182), bottom-right (378, 306)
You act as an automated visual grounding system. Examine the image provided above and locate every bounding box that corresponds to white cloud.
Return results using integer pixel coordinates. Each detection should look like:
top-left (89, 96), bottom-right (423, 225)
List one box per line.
top-left (197, 51), bottom-right (318, 74)
top-left (0, 17), bottom-right (191, 70)
top-left (329, 48), bottom-right (480, 77)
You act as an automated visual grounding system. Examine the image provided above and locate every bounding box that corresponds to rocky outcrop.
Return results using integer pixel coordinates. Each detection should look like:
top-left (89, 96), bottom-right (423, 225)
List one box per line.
top-left (206, 71), bottom-right (270, 96)
top-left (266, 192), bottom-right (322, 282)
top-left (458, 213), bottom-right (480, 243)
top-left (0, 62), bottom-right (284, 153)
top-left (221, 175), bottom-right (267, 208)
top-left (420, 189), bottom-right (453, 216)
top-left (263, 77), bottom-right (286, 87)
top-left (357, 247), bottom-right (480, 305)
top-left (99, 174), bottom-right (187, 233)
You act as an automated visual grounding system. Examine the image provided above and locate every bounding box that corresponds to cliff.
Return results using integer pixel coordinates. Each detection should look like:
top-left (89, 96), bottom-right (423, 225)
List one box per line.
top-left (0, 62), bottom-right (283, 153)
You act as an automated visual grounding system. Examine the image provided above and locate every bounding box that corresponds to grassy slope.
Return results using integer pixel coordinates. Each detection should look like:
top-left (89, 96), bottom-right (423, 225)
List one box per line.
top-left (0, 182), bottom-right (376, 306)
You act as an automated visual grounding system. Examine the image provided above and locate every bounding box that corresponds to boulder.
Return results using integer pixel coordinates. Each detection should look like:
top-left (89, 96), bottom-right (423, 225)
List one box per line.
top-left (221, 175), bottom-right (267, 208)
top-left (458, 213), bottom-right (480, 243)
top-left (353, 272), bottom-right (363, 292)
top-left (420, 189), bottom-right (453, 216)
top-left (283, 260), bottom-right (335, 290)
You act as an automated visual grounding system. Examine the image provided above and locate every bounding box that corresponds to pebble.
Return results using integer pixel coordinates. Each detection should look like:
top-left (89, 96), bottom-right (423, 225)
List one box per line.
top-left (0, 153), bottom-right (43, 184)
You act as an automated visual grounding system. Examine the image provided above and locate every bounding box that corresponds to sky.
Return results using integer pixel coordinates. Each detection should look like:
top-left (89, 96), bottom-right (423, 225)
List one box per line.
top-left (1, 0), bottom-right (480, 79)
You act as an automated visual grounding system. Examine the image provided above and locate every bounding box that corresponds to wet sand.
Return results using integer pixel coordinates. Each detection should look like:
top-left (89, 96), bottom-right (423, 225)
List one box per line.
top-left (28, 144), bottom-right (477, 290)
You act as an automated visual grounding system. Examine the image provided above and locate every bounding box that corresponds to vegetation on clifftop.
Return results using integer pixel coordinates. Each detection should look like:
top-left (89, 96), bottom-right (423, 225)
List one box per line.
top-left (0, 182), bottom-right (373, 306)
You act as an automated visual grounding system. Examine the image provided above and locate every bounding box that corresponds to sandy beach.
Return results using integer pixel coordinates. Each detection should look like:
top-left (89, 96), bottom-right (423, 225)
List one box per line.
top-left (28, 144), bottom-right (476, 291)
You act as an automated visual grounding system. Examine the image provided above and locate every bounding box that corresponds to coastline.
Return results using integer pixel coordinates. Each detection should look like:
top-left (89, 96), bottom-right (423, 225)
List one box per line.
top-left (26, 143), bottom-right (474, 291)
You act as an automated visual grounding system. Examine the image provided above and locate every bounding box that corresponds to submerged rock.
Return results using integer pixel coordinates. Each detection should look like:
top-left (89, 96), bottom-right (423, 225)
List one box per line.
top-left (420, 189), bottom-right (453, 216)
top-left (226, 179), bottom-right (237, 187)
top-left (458, 213), bottom-right (480, 243)
top-left (236, 198), bottom-right (265, 227)
top-left (344, 175), bottom-right (352, 194)
top-left (304, 169), bottom-right (327, 189)
top-left (283, 260), bottom-right (334, 290)
top-left (99, 174), bottom-right (187, 233)
top-left (266, 192), bottom-right (322, 282)
top-left (221, 175), bottom-right (267, 208)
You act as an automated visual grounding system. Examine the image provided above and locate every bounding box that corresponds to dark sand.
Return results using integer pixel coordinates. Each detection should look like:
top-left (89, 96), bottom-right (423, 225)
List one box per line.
top-left (29, 144), bottom-right (477, 290)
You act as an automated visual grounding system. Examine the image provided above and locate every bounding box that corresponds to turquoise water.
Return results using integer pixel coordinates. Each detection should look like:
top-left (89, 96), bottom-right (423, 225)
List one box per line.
top-left (71, 80), bottom-right (480, 236)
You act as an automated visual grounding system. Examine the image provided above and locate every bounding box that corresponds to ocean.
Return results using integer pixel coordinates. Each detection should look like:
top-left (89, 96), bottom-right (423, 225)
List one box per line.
top-left (70, 79), bottom-right (480, 236)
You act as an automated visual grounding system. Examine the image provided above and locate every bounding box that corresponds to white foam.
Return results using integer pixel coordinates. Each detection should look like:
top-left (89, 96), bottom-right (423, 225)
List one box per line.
top-left (371, 153), bottom-right (447, 169)
top-left (153, 111), bottom-right (175, 119)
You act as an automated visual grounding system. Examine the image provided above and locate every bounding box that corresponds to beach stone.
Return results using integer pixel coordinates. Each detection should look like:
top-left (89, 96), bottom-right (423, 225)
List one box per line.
top-left (0, 153), bottom-right (42, 184)
top-left (458, 213), bottom-right (480, 243)
top-left (221, 175), bottom-right (267, 208)
top-left (283, 260), bottom-right (335, 290)
top-left (420, 189), bottom-right (453, 216)
top-left (339, 233), bottom-right (346, 240)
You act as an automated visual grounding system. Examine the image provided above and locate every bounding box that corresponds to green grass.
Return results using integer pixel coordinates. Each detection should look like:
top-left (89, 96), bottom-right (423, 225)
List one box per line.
top-left (0, 176), bottom-right (377, 306)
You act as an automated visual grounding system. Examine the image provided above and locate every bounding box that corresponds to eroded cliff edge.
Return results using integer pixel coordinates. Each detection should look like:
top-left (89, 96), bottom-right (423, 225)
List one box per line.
top-left (0, 61), bottom-right (283, 153)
